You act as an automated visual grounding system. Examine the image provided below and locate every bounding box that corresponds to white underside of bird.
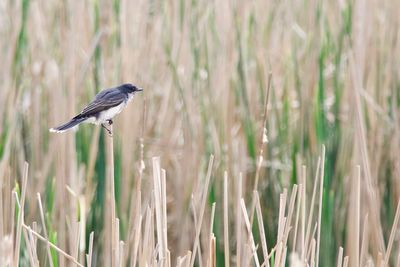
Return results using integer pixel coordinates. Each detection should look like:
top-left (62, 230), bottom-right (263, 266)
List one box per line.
top-left (93, 101), bottom-right (127, 125)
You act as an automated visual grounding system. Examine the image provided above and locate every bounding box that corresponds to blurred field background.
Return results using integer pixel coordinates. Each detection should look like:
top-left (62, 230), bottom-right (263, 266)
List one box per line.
top-left (1, 0), bottom-right (400, 266)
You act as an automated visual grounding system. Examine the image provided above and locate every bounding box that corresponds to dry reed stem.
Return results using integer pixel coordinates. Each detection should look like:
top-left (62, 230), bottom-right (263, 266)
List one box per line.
top-left (152, 157), bottom-right (166, 260)
top-left (343, 256), bottom-right (349, 267)
top-left (190, 155), bottom-right (214, 267)
top-left (130, 213), bottom-right (142, 267)
top-left (240, 198), bottom-right (260, 267)
top-left (162, 169), bottom-right (169, 264)
top-left (274, 218), bottom-right (286, 267)
top-left (116, 219), bottom-right (121, 265)
top-left (383, 200), bottom-right (400, 266)
top-left (21, 223), bottom-right (84, 267)
top-left (191, 196), bottom-right (203, 266)
top-left (283, 185), bottom-right (298, 248)
top-left (85, 127), bottom-right (101, 193)
top-left (37, 193), bottom-right (54, 267)
top-left (140, 206), bottom-right (152, 266)
top-left (292, 183), bottom-right (302, 253)
top-left (236, 173), bottom-right (243, 267)
top-left (22, 226), bottom-right (38, 267)
top-left (0, 177), bottom-right (3, 239)
top-left (118, 240), bottom-right (125, 267)
top-left (277, 189), bottom-right (287, 244)
top-left (280, 247), bottom-right (287, 267)
top-left (86, 232), bottom-right (94, 267)
top-left (301, 166), bottom-right (307, 257)
top-left (350, 165), bottom-right (361, 267)
top-left (350, 52), bottom-right (385, 252)
top-left (71, 221), bottom-right (80, 263)
top-left (254, 191), bottom-right (270, 267)
top-left (250, 72), bottom-right (272, 224)
top-left (11, 190), bottom-right (17, 263)
top-left (209, 234), bottom-right (216, 267)
top-left (103, 124), bottom-right (118, 266)
top-left (129, 188), bottom-right (142, 266)
top-left (310, 238), bottom-right (316, 267)
top-left (337, 246), bottom-right (344, 267)
top-left (376, 252), bottom-right (383, 267)
top-left (302, 157), bottom-right (321, 261)
top-left (360, 214), bottom-right (369, 267)
top-left (13, 162), bottom-right (28, 267)
top-left (306, 222), bottom-right (318, 263)
top-left (316, 145), bottom-right (325, 267)
top-left (209, 202), bottom-right (216, 247)
top-left (223, 171), bottom-right (230, 267)
top-left (396, 243), bottom-right (400, 267)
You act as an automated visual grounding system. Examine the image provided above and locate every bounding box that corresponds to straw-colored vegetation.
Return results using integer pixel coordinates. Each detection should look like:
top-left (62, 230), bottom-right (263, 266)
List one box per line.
top-left (1, 0), bottom-right (400, 266)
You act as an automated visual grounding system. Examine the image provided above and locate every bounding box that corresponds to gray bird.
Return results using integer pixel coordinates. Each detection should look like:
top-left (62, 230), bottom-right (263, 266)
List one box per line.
top-left (49, 83), bottom-right (143, 135)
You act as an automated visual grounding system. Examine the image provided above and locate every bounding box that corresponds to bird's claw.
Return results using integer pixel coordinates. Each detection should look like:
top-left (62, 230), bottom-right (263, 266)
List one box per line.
top-left (101, 123), bottom-right (113, 137)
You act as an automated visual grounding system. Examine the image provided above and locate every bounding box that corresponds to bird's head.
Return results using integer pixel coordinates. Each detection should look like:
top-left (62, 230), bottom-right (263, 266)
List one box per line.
top-left (120, 83), bottom-right (143, 94)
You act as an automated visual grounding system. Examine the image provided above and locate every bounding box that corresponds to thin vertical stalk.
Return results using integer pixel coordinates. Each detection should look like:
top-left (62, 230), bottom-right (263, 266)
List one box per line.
top-left (316, 145), bottom-right (325, 267)
top-left (13, 162), bottom-right (29, 267)
top-left (106, 125), bottom-right (117, 266)
top-left (223, 171), bottom-right (230, 267)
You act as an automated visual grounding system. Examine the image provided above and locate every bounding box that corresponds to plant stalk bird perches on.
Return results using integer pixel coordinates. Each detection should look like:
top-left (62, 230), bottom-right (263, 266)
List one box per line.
top-left (49, 83), bottom-right (143, 136)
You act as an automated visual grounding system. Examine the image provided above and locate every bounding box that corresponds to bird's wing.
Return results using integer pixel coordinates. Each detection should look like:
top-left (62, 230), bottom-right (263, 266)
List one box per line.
top-left (75, 89), bottom-right (126, 118)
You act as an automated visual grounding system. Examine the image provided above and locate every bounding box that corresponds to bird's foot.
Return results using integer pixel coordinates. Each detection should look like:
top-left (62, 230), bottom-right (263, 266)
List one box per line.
top-left (101, 123), bottom-right (113, 137)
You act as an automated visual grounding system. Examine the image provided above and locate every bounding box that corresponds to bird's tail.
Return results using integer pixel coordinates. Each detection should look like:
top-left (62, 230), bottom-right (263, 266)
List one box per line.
top-left (49, 117), bottom-right (87, 133)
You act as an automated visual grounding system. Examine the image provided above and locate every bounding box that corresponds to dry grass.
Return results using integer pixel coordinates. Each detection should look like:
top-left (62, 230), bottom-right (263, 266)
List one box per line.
top-left (1, 0), bottom-right (400, 266)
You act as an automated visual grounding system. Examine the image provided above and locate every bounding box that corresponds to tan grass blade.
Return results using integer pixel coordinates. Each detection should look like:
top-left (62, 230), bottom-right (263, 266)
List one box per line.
top-left (236, 173), bottom-right (243, 267)
top-left (130, 214), bottom-right (142, 267)
top-left (283, 185), bottom-right (298, 248)
top-left (254, 191), bottom-right (270, 267)
top-left (337, 246), bottom-right (344, 267)
top-left (302, 158), bottom-right (321, 261)
top-left (360, 214), bottom-right (369, 267)
top-left (292, 183), bottom-right (303, 253)
top-left (277, 189), bottom-right (287, 244)
top-left (22, 226), bottom-right (38, 267)
top-left (343, 256), bottom-right (349, 267)
top-left (350, 51), bottom-right (385, 253)
top-left (209, 234), bottom-right (216, 267)
top-left (191, 197), bottom-right (203, 266)
top-left (310, 238), bottom-right (316, 267)
top-left (152, 157), bottom-right (166, 260)
top-left (383, 200), bottom-right (400, 266)
top-left (22, 223), bottom-right (84, 267)
top-left (13, 162), bottom-right (29, 267)
top-left (207, 203), bottom-right (216, 267)
top-left (37, 193), bottom-right (54, 267)
top-left (86, 232), bottom-right (94, 267)
top-left (306, 222), bottom-right (318, 263)
top-left (316, 145), bottom-right (325, 267)
top-left (240, 198), bottom-right (260, 267)
top-left (190, 155), bottom-right (214, 267)
top-left (223, 171), bottom-right (230, 267)
top-left (162, 169), bottom-right (169, 263)
top-left (140, 206), bottom-right (153, 266)
top-left (300, 166), bottom-right (307, 257)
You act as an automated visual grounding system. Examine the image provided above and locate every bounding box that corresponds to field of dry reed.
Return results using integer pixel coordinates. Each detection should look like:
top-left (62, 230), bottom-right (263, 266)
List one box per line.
top-left (1, 0), bottom-right (400, 266)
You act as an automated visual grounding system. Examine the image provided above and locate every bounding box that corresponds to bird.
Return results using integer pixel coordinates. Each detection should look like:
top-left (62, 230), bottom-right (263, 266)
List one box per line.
top-left (49, 83), bottom-right (143, 135)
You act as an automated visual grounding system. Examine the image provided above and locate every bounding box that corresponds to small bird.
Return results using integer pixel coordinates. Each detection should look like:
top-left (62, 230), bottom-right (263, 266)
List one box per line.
top-left (50, 83), bottom-right (143, 135)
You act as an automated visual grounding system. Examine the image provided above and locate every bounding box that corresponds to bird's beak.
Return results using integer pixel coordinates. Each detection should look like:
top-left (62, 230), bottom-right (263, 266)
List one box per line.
top-left (137, 88), bottom-right (143, 92)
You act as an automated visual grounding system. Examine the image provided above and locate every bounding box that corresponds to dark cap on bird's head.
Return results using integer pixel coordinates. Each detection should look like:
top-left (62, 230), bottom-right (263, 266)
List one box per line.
top-left (120, 83), bottom-right (143, 93)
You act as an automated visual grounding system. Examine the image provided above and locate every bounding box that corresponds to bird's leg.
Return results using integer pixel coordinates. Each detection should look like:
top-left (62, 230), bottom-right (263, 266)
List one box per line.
top-left (101, 123), bottom-right (113, 137)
